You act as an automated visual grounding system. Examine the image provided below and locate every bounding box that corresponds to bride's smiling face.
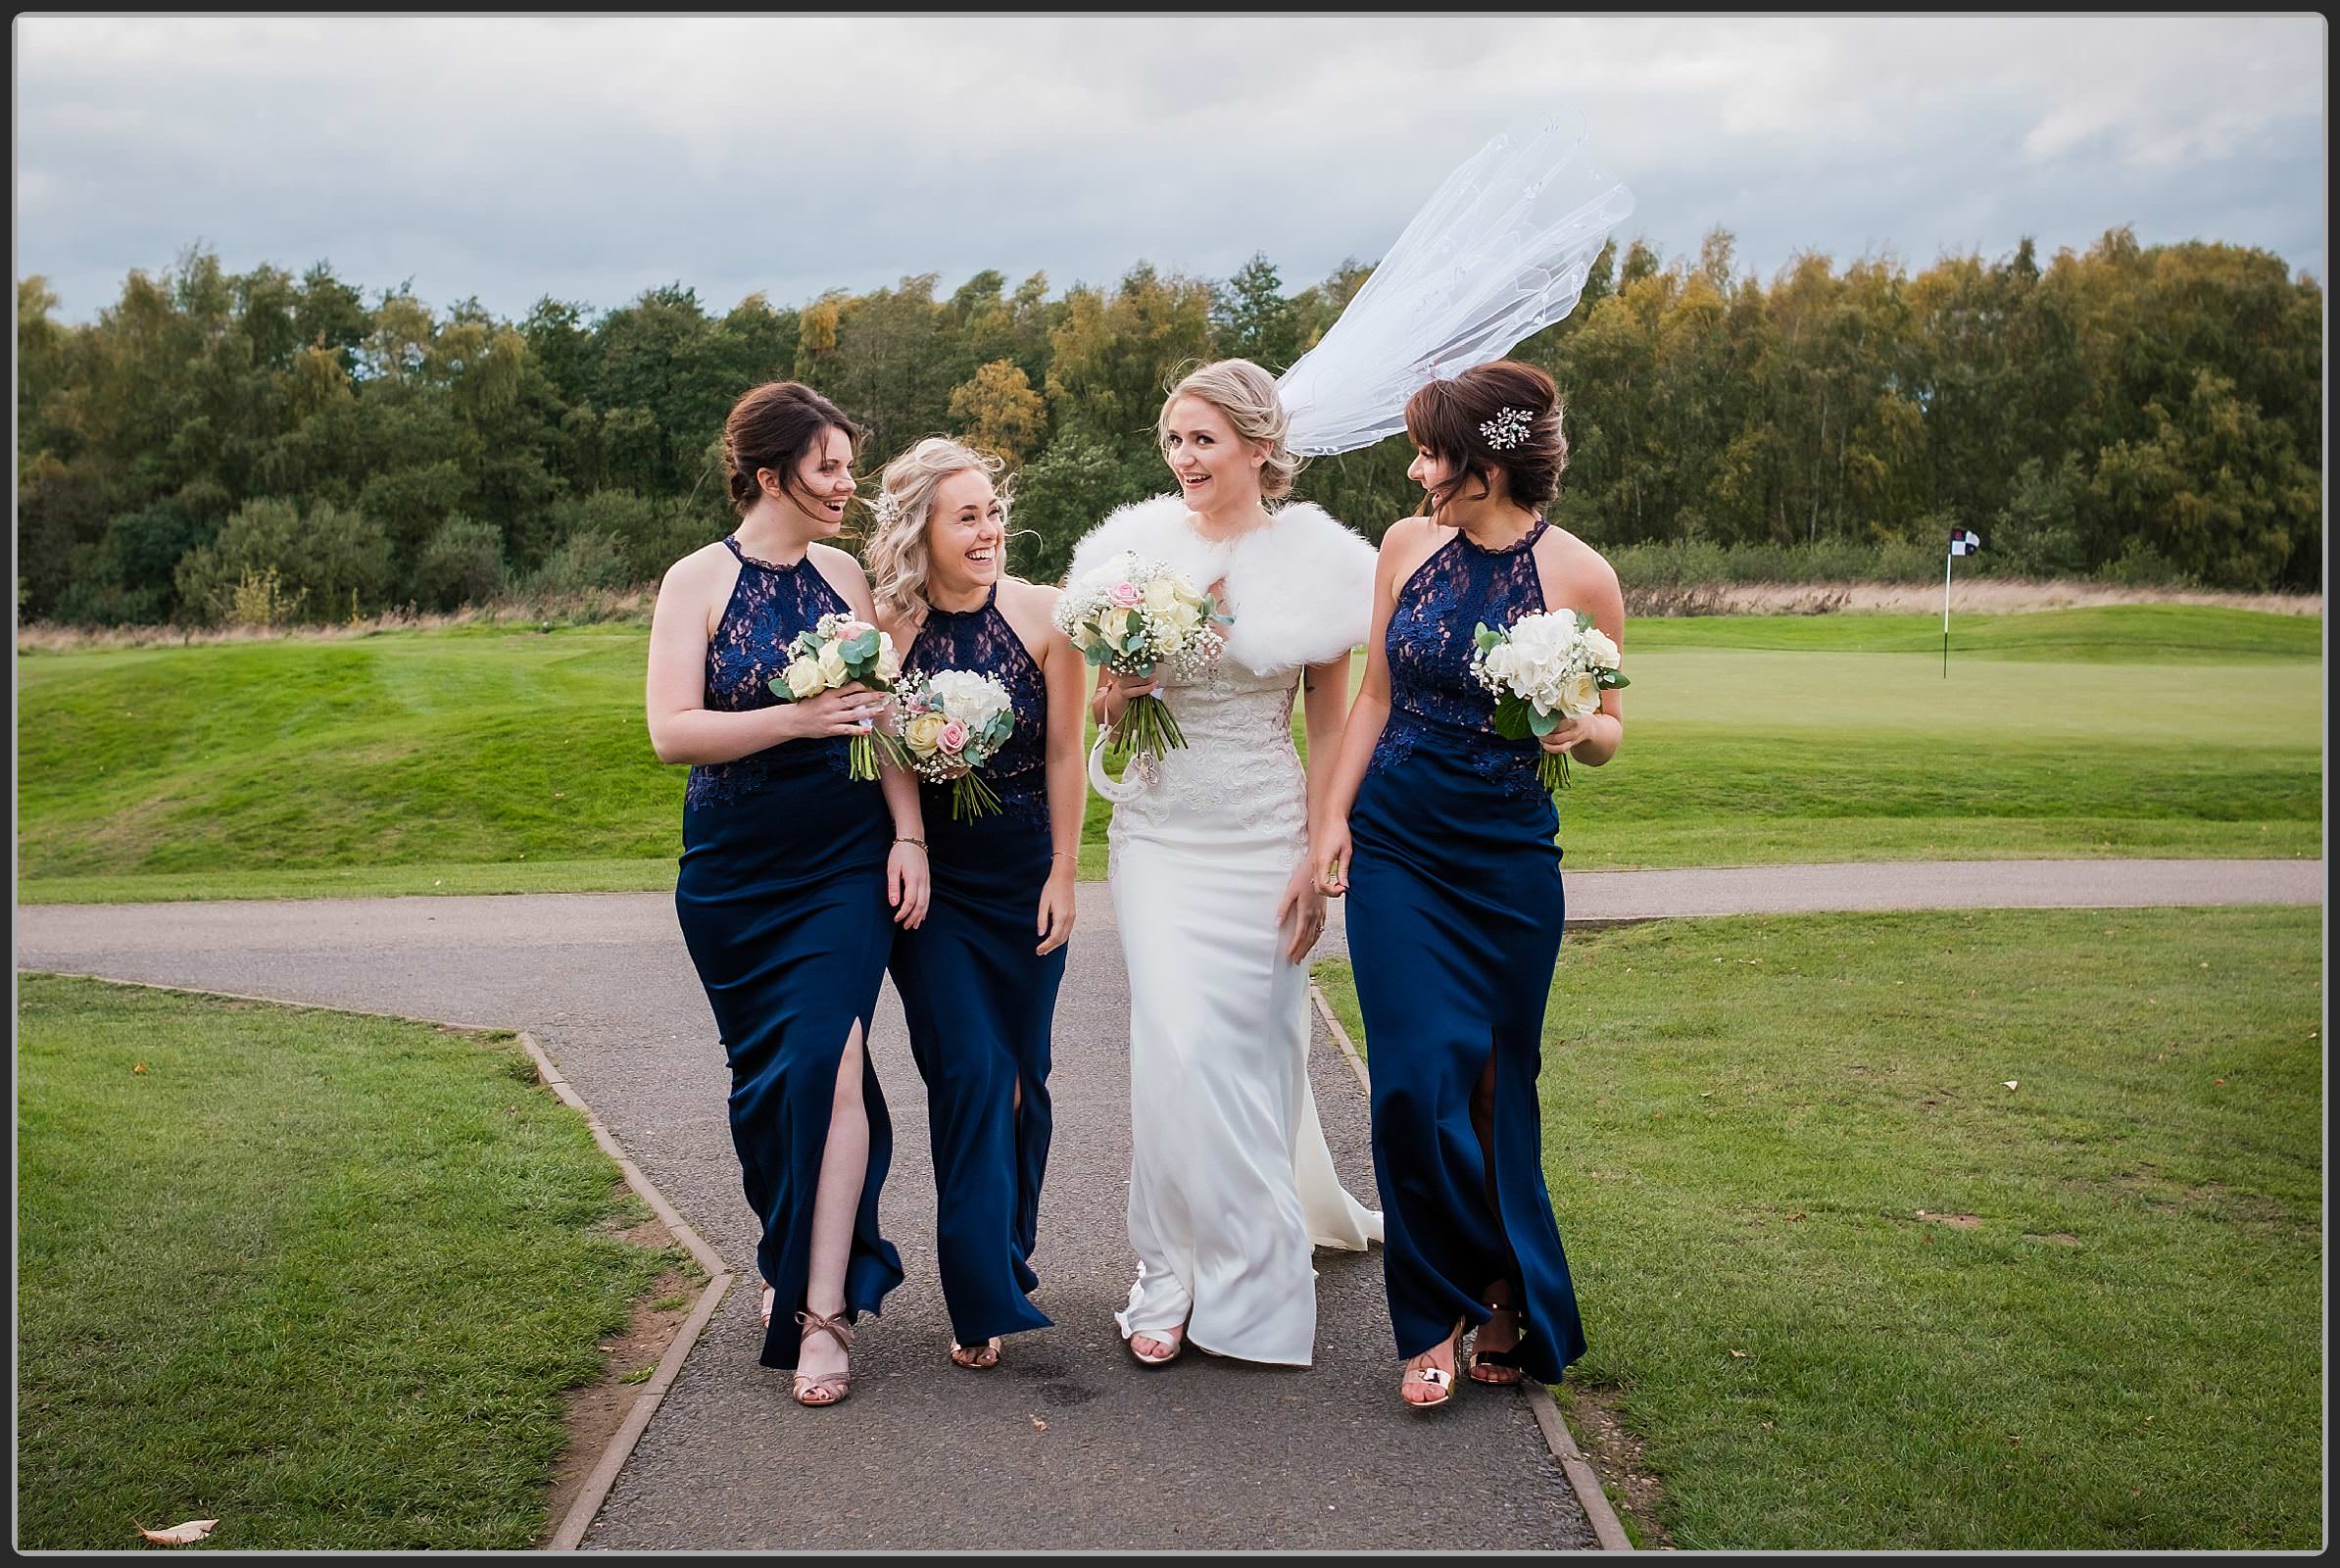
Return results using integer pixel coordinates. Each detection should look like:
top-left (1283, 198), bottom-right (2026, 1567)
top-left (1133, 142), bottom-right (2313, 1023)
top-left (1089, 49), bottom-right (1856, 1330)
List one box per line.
top-left (1161, 396), bottom-right (1264, 511)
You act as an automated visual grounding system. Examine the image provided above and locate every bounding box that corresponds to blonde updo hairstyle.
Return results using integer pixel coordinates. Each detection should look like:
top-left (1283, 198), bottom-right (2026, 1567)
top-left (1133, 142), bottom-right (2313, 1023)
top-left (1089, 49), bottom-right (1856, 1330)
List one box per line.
top-left (1157, 358), bottom-right (1302, 501)
top-left (865, 436), bottom-right (1009, 628)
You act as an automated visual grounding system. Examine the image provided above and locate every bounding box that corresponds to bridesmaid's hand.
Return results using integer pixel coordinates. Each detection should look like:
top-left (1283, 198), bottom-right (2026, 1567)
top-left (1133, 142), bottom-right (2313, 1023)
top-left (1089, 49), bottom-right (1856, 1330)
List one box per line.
top-left (1312, 821), bottom-right (1353, 899)
top-left (1035, 860), bottom-right (1077, 956)
top-left (1539, 714), bottom-right (1598, 757)
top-left (889, 841), bottom-right (930, 928)
top-left (781, 684), bottom-right (885, 742)
top-left (1276, 859), bottom-right (1330, 964)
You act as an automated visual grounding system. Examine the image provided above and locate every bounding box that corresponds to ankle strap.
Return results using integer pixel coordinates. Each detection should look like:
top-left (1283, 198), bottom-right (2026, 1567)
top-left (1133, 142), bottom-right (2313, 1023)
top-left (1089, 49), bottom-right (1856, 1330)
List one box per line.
top-left (795, 1308), bottom-right (854, 1351)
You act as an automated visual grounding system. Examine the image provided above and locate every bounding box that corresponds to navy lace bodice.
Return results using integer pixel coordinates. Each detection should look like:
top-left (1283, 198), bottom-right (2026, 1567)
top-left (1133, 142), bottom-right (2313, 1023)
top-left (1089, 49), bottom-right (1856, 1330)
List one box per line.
top-left (685, 536), bottom-right (855, 809)
top-left (1366, 520), bottom-right (1551, 802)
top-left (906, 585), bottom-right (1050, 831)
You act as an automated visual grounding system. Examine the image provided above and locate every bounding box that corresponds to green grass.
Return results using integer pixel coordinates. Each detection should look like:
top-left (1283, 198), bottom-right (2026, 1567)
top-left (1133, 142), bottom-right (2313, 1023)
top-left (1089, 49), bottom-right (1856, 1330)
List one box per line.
top-left (16, 974), bottom-right (675, 1550)
top-left (15, 605), bottom-right (2320, 904)
top-left (1314, 906), bottom-right (2322, 1550)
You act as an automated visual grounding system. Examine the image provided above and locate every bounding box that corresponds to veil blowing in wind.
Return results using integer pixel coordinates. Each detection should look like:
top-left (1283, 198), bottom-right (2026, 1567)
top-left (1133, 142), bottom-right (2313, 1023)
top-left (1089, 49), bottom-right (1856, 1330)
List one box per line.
top-left (1278, 121), bottom-right (1635, 457)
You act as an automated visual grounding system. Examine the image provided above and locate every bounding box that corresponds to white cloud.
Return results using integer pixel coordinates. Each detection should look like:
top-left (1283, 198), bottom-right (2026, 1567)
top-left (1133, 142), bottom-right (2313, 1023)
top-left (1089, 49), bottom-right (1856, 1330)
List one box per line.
top-left (13, 14), bottom-right (2324, 323)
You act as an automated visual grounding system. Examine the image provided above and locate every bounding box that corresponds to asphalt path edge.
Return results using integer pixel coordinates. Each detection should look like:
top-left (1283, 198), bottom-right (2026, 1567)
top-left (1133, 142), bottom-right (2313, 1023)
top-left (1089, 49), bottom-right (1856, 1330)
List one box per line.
top-left (1308, 978), bottom-right (1635, 1553)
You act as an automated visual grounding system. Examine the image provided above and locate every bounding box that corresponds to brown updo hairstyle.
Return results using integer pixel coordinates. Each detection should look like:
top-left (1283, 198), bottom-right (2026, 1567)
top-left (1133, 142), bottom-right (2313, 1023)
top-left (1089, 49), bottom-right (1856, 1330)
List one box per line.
top-left (1401, 360), bottom-right (1568, 516)
top-left (723, 380), bottom-right (861, 516)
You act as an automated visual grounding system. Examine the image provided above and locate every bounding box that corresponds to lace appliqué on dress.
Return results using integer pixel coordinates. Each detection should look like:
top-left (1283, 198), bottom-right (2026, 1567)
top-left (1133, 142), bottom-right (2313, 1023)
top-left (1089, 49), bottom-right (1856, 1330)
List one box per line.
top-left (685, 539), bottom-right (855, 809)
top-left (1366, 522), bottom-right (1552, 805)
top-left (906, 588), bottom-right (1052, 832)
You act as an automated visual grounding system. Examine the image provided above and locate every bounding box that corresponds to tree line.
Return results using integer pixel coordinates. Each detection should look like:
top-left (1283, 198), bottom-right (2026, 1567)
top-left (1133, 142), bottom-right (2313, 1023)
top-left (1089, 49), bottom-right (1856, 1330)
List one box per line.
top-left (15, 223), bottom-right (2321, 627)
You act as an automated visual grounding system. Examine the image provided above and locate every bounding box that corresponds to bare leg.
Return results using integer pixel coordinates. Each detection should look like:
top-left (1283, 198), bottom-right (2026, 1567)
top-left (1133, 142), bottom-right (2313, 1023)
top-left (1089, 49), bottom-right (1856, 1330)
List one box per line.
top-left (1468, 1052), bottom-right (1523, 1378)
top-left (795, 1021), bottom-right (870, 1400)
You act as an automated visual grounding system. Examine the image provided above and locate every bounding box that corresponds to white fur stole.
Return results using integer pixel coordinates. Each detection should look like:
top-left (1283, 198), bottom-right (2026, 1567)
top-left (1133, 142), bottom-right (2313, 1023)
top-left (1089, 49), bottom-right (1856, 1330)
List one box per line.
top-left (1063, 494), bottom-right (1377, 677)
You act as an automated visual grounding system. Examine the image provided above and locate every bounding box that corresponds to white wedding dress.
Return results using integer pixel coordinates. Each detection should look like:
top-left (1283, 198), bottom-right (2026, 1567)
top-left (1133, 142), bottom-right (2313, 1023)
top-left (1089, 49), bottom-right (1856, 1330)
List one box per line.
top-left (1070, 495), bottom-right (1384, 1366)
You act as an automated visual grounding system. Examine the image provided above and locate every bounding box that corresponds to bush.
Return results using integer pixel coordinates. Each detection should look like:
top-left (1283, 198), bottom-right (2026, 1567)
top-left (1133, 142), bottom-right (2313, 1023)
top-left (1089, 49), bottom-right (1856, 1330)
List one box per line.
top-left (171, 497), bottom-right (393, 624)
top-left (525, 529), bottom-right (634, 597)
top-left (414, 514), bottom-right (508, 611)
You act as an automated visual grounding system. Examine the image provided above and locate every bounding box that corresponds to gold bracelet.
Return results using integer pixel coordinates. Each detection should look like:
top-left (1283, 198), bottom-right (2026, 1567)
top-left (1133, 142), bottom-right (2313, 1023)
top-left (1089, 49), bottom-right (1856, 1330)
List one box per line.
top-left (895, 835), bottom-right (926, 850)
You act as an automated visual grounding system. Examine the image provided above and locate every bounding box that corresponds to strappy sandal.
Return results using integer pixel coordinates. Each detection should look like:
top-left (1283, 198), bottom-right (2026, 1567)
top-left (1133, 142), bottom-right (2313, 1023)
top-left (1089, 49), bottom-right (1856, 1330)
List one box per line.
top-left (1400, 1320), bottom-right (1464, 1410)
top-left (1469, 1301), bottom-right (1528, 1386)
top-left (1126, 1323), bottom-right (1185, 1367)
top-left (949, 1336), bottom-right (1002, 1370)
top-left (792, 1308), bottom-right (854, 1408)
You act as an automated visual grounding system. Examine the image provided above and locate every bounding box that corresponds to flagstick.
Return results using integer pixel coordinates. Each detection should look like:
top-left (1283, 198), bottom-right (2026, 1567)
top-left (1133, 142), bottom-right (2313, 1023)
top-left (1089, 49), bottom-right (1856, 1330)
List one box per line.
top-left (1942, 548), bottom-right (1953, 678)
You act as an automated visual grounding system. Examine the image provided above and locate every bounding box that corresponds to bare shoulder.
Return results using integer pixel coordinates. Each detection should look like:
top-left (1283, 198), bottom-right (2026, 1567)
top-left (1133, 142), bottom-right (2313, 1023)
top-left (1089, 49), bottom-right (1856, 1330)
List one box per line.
top-left (1538, 526), bottom-right (1623, 613)
top-left (806, 541), bottom-right (874, 607)
top-left (995, 575), bottom-right (1064, 649)
top-left (998, 575), bottom-right (1060, 616)
top-left (658, 539), bottom-right (736, 602)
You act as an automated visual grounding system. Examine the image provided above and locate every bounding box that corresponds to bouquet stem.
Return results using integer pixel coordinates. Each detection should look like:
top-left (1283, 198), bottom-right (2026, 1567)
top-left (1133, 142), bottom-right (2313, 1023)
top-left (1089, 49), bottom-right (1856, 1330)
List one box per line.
top-left (951, 769), bottom-right (1003, 822)
top-left (1539, 750), bottom-right (1571, 792)
top-left (1107, 692), bottom-right (1186, 763)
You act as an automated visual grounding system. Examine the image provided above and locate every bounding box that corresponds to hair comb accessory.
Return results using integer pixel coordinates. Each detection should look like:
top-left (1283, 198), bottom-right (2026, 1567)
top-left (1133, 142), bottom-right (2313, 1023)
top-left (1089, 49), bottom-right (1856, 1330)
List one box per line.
top-left (1479, 406), bottom-right (1534, 450)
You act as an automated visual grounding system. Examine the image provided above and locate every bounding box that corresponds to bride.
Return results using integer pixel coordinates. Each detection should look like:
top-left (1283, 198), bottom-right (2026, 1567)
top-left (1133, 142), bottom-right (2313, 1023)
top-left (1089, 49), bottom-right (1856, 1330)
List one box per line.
top-left (1074, 359), bottom-right (1381, 1367)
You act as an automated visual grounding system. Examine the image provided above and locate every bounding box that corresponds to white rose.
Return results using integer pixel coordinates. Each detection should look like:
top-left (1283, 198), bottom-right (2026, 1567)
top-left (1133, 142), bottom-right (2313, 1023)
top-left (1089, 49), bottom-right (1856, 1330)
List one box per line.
top-left (783, 658), bottom-right (826, 699)
top-left (1142, 576), bottom-right (1181, 615)
top-left (816, 642), bottom-right (849, 687)
top-left (1559, 670), bottom-right (1601, 716)
top-left (1579, 628), bottom-right (1621, 670)
top-left (876, 635), bottom-right (902, 682)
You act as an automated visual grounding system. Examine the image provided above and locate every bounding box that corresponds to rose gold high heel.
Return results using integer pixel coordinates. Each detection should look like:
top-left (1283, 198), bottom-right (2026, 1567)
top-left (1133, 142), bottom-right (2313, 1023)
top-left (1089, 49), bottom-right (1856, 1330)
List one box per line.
top-left (793, 1309), bottom-right (854, 1407)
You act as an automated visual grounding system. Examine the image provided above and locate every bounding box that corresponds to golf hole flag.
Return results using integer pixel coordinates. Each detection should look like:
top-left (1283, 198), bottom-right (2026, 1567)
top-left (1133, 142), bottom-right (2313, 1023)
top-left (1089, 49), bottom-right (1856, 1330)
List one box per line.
top-left (1941, 528), bottom-right (1981, 674)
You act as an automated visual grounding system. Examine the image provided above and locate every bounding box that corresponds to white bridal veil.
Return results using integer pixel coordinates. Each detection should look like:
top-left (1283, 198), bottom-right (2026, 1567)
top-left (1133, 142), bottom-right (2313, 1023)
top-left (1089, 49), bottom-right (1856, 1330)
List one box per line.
top-left (1277, 121), bottom-right (1636, 456)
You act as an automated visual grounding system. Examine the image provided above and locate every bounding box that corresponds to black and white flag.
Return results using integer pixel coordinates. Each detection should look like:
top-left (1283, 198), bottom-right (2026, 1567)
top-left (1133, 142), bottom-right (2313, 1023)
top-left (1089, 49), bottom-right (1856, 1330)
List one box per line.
top-left (1948, 528), bottom-right (1982, 557)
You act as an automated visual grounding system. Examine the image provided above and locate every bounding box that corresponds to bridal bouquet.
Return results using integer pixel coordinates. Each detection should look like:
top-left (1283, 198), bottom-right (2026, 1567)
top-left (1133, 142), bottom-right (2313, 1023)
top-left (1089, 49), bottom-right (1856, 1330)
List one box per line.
top-left (895, 667), bottom-right (1017, 821)
top-left (769, 612), bottom-right (905, 781)
top-left (1470, 610), bottom-right (1629, 791)
top-left (1053, 551), bottom-right (1225, 762)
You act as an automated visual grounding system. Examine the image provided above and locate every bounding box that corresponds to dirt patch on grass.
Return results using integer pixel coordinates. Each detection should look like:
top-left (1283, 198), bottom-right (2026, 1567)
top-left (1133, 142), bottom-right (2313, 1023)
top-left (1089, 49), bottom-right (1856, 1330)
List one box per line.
top-left (1914, 1210), bottom-right (1983, 1229)
top-left (538, 1211), bottom-right (702, 1547)
top-left (1558, 1384), bottom-right (1676, 1550)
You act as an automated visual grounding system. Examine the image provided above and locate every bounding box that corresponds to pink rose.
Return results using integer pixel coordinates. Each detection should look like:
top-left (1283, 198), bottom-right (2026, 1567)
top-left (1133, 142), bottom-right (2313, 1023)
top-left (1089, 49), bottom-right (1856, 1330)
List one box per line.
top-left (939, 719), bottom-right (970, 753)
top-left (1106, 581), bottom-right (1141, 608)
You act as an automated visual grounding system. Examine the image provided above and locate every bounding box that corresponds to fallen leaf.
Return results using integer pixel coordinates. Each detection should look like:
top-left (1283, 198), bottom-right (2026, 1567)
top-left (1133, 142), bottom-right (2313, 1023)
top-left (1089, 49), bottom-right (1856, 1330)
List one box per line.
top-left (137, 1520), bottom-right (219, 1545)
top-left (2214, 1077), bottom-right (2225, 1086)
top-left (1030, 1415), bottom-right (1048, 1431)
top-left (2002, 1081), bottom-right (2019, 1090)
top-left (132, 1063), bottom-right (148, 1074)
top-left (1729, 1348), bottom-right (1748, 1358)
top-left (1786, 1212), bottom-right (1806, 1221)
top-left (1760, 1420), bottom-right (1775, 1431)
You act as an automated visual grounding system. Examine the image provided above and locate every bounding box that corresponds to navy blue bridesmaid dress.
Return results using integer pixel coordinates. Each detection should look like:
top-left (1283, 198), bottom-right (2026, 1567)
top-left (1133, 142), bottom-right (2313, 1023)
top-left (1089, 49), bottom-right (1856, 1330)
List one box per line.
top-left (673, 534), bottom-right (904, 1371)
top-left (1344, 519), bottom-right (1587, 1385)
top-left (886, 585), bottom-right (1065, 1348)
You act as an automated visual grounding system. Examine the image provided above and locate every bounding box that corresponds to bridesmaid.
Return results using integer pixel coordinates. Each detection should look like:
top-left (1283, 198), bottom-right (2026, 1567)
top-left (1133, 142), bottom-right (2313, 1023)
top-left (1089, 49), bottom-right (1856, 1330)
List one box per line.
top-left (866, 437), bottom-right (1085, 1371)
top-left (1311, 361), bottom-right (1624, 1408)
top-left (645, 380), bottom-right (932, 1408)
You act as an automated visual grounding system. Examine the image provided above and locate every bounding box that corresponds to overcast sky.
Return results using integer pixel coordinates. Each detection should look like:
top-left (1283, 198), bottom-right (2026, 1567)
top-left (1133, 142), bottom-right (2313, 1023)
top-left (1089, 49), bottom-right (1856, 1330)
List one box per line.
top-left (13, 14), bottom-right (2327, 326)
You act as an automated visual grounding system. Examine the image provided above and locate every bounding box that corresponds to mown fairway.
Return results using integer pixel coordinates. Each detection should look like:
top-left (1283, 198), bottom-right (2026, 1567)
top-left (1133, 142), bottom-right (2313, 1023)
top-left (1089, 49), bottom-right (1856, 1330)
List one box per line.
top-left (1315, 904), bottom-right (2323, 1550)
top-left (16, 605), bottom-right (2319, 902)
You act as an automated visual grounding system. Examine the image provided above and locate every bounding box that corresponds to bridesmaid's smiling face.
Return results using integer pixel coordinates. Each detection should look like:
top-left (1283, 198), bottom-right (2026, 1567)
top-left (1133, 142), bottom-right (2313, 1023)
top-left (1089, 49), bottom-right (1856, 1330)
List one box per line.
top-left (1160, 395), bottom-right (1266, 514)
top-left (925, 467), bottom-right (1005, 593)
top-left (764, 424), bottom-right (858, 538)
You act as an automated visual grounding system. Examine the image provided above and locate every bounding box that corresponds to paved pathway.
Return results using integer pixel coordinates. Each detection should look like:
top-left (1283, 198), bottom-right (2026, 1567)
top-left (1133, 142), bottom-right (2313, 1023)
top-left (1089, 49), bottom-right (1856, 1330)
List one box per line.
top-left (16, 858), bottom-right (2320, 1550)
